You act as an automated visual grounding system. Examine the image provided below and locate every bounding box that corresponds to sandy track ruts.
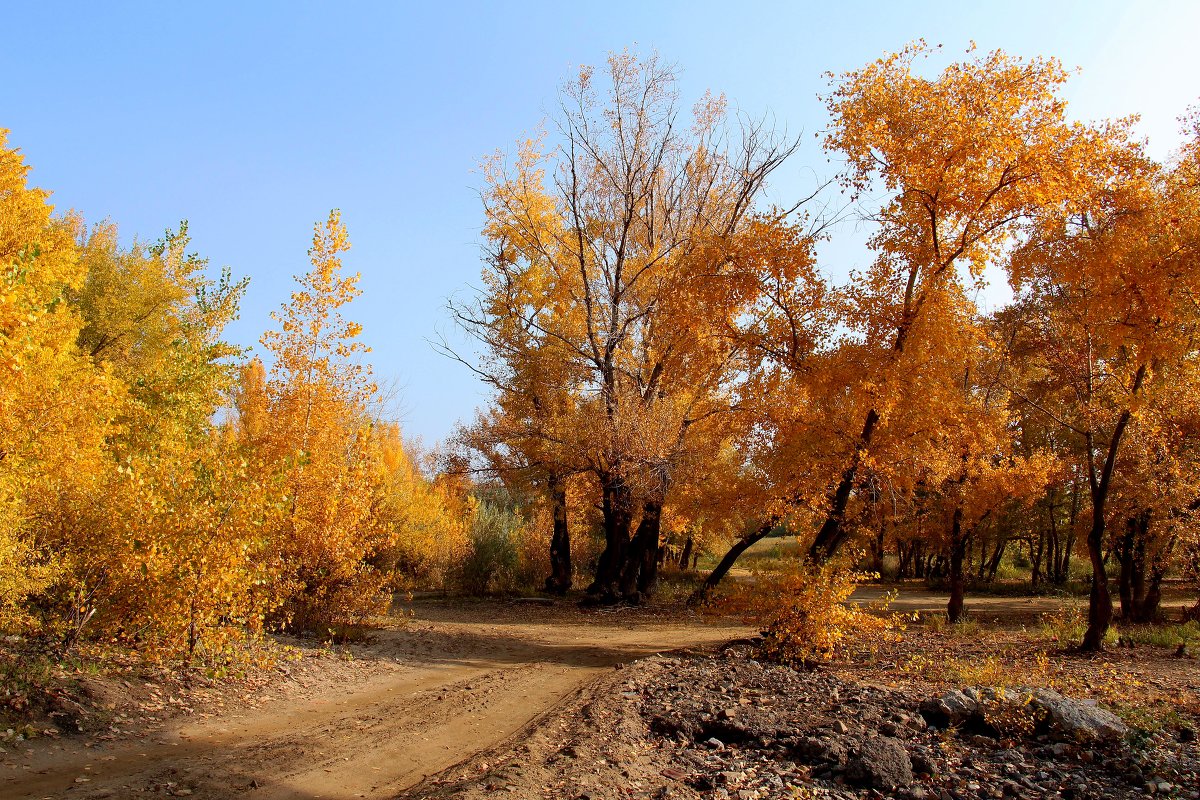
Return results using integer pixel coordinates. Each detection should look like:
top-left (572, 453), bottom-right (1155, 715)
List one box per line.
top-left (2, 600), bottom-right (748, 800)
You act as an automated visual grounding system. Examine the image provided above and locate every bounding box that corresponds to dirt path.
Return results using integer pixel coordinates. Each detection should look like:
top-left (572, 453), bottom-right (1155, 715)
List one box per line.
top-left (1, 599), bottom-right (749, 800)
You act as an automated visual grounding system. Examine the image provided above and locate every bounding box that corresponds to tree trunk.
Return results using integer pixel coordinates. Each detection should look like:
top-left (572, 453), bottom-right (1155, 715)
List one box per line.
top-left (1117, 515), bottom-right (1138, 620)
top-left (896, 541), bottom-right (910, 580)
top-left (870, 518), bottom-right (887, 575)
top-left (808, 410), bottom-right (880, 561)
top-left (1031, 528), bottom-right (1045, 590)
top-left (687, 521), bottom-right (775, 605)
top-left (1134, 563), bottom-right (1166, 623)
top-left (947, 508), bottom-right (968, 623)
top-left (1082, 519), bottom-right (1113, 652)
top-left (620, 501), bottom-right (662, 602)
top-left (1131, 522), bottom-right (1172, 624)
top-left (986, 539), bottom-right (1006, 583)
top-left (1081, 371), bottom-right (1144, 652)
top-left (543, 476), bottom-right (572, 595)
top-left (587, 477), bottom-right (632, 602)
top-left (678, 534), bottom-right (694, 571)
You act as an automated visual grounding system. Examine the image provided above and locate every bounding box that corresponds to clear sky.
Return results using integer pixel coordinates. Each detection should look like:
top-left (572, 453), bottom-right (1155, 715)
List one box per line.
top-left (3, 1), bottom-right (1198, 444)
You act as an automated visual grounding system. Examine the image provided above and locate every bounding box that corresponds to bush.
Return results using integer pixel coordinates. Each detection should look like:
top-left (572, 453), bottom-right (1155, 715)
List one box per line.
top-left (713, 555), bottom-right (905, 667)
top-left (455, 502), bottom-right (522, 595)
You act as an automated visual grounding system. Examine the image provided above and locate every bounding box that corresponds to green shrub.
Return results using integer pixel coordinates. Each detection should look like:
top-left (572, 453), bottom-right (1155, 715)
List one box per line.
top-left (455, 502), bottom-right (521, 595)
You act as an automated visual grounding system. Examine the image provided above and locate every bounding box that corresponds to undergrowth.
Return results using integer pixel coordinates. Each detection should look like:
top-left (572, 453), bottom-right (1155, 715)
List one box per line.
top-left (711, 552), bottom-right (906, 667)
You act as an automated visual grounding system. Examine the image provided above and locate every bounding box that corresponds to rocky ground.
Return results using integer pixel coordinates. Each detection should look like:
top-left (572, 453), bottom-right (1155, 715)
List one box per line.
top-left (411, 643), bottom-right (1199, 800)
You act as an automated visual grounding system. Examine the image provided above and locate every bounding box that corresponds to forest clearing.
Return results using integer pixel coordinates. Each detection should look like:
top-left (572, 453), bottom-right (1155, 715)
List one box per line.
top-left (3, 6), bottom-right (1200, 799)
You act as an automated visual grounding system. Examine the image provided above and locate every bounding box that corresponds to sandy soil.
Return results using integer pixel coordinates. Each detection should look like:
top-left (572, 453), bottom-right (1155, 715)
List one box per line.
top-left (4, 586), bottom-right (1194, 800)
top-left (0, 598), bottom-right (749, 800)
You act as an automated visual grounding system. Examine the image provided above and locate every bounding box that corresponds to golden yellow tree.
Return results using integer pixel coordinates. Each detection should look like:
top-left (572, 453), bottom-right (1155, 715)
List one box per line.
top-left (0, 131), bottom-right (114, 633)
top-left (805, 43), bottom-right (1080, 562)
top-left (1007, 116), bottom-right (1200, 649)
top-left (468, 53), bottom-right (811, 602)
top-left (256, 210), bottom-right (388, 635)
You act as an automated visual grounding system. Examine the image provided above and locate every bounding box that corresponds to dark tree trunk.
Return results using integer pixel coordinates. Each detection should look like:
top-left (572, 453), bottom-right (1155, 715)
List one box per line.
top-left (678, 534), bottom-right (694, 571)
top-left (587, 477), bottom-right (633, 602)
top-left (1082, 520), bottom-right (1114, 652)
top-left (1081, 368), bottom-right (1144, 651)
top-left (1117, 515), bottom-right (1139, 620)
top-left (1031, 528), bottom-right (1045, 590)
top-left (808, 410), bottom-right (880, 561)
top-left (986, 539), bottom-right (1006, 583)
top-left (620, 501), bottom-right (662, 602)
top-left (1134, 563), bottom-right (1166, 623)
top-left (897, 540), bottom-right (913, 580)
top-left (947, 508), bottom-right (968, 623)
top-left (1123, 514), bottom-right (1172, 624)
top-left (688, 521), bottom-right (775, 605)
top-left (1045, 489), bottom-right (1062, 584)
top-left (543, 476), bottom-right (572, 595)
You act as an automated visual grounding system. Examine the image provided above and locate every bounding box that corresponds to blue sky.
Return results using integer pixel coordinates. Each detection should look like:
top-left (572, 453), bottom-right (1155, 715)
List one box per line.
top-left (3, 1), bottom-right (1198, 444)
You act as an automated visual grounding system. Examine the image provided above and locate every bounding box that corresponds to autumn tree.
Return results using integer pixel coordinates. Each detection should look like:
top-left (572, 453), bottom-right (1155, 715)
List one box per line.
top-left (1007, 118), bottom-right (1200, 649)
top-left (803, 44), bottom-right (1081, 564)
top-left (464, 53), bottom-right (809, 601)
top-left (255, 210), bottom-right (390, 634)
top-left (63, 224), bottom-right (263, 657)
top-left (449, 241), bottom-right (588, 594)
top-left (71, 222), bottom-right (247, 456)
top-left (0, 131), bottom-right (114, 633)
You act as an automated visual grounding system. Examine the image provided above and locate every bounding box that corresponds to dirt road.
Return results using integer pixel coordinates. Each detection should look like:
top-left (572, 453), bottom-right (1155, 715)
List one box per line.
top-left (2, 599), bottom-right (748, 800)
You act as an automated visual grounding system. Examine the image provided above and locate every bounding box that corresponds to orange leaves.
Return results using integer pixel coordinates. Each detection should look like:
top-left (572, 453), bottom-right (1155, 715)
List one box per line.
top-left (827, 43), bottom-right (1077, 294)
top-left (713, 554), bottom-right (904, 667)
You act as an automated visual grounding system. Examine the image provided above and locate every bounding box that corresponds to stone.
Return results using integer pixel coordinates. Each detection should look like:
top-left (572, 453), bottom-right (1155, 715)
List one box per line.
top-left (843, 737), bottom-right (913, 790)
top-left (910, 752), bottom-right (938, 777)
top-left (919, 690), bottom-right (979, 726)
top-left (792, 735), bottom-right (848, 765)
top-left (1031, 689), bottom-right (1128, 741)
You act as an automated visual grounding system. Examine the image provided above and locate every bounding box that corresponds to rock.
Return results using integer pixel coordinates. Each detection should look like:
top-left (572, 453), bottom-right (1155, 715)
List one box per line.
top-left (910, 751), bottom-right (938, 777)
top-left (791, 735), bottom-right (848, 765)
top-left (719, 770), bottom-right (744, 786)
top-left (1031, 689), bottom-right (1128, 741)
top-left (832, 720), bottom-right (849, 734)
top-left (844, 737), bottom-right (913, 790)
top-left (919, 690), bottom-right (979, 726)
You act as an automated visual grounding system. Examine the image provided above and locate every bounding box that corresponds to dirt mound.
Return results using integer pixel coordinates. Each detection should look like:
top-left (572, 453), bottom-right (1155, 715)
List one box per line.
top-left (412, 647), bottom-right (1199, 800)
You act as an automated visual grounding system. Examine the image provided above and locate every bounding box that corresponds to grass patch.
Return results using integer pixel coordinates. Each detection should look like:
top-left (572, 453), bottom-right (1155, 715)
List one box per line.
top-left (917, 612), bottom-right (985, 637)
top-left (1119, 620), bottom-right (1200, 649)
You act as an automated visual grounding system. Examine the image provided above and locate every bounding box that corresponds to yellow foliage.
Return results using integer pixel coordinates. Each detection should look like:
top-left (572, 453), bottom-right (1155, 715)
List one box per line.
top-left (0, 131), bottom-right (115, 631)
top-left (714, 553), bottom-right (904, 667)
